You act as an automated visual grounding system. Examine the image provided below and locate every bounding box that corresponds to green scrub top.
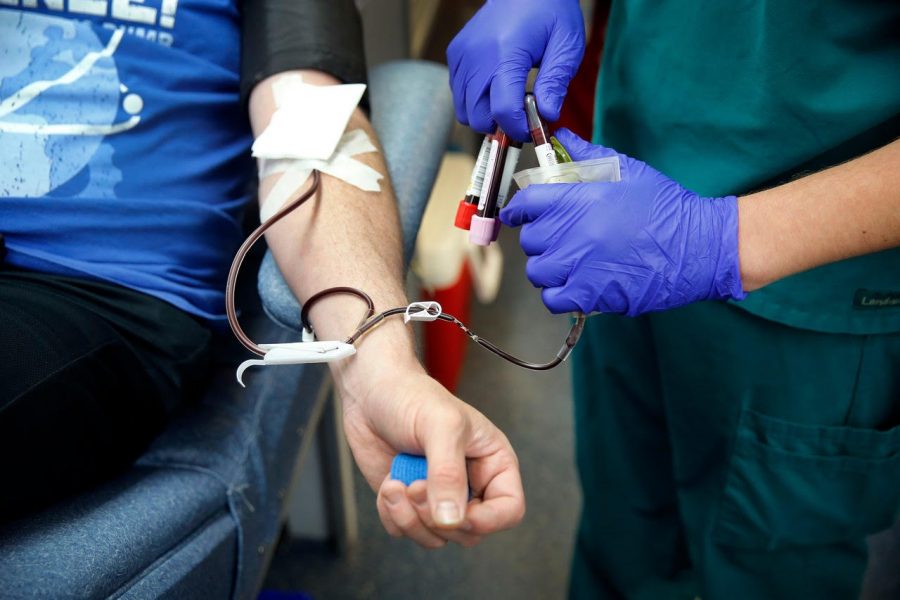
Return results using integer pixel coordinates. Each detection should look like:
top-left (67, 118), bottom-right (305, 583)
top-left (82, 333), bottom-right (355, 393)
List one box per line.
top-left (594, 0), bottom-right (900, 335)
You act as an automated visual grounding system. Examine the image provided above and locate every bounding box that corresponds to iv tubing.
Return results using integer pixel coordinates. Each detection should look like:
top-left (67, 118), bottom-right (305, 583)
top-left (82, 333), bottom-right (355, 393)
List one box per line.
top-left (225, 169), bottom-right (585, 369)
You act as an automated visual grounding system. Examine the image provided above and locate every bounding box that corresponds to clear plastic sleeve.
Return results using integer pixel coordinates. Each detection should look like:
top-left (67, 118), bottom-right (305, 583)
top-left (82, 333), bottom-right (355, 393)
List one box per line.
top-left (512, 156), bottom-right (621, 189)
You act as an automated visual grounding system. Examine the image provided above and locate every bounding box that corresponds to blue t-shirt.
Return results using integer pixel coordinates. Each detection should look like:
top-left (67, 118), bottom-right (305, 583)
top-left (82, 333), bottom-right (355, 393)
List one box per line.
top-left (0, 0), bottom-right (255, 323)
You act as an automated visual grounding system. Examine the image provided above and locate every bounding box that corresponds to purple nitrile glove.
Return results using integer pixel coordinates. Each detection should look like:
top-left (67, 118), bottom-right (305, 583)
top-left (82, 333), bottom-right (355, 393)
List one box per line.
top-left (499, 129), bottom-right (746, 316)
top-left (446, 0), bottom-right (585, 142)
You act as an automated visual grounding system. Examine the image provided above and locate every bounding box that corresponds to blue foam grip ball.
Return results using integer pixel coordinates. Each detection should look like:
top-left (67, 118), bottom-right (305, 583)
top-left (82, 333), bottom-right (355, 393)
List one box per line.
top-left (390, 453), bottom-right (428, 486)
top-left (390, 453), bottom-right (472, 499)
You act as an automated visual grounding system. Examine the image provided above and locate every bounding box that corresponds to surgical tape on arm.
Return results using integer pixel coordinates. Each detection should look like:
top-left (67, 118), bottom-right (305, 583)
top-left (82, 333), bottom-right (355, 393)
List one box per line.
top-left (258, 128), bottom-right (383, 222)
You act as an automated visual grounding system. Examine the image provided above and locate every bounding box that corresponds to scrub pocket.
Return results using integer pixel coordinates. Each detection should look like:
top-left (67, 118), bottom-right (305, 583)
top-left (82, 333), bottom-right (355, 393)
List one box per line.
top-left (713, 409), bottom-right (900, 550)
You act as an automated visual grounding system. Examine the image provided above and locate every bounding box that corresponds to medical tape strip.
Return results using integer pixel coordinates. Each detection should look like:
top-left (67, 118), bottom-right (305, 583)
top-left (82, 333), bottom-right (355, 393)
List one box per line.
top-left (260, 128), bottom-right (377, 178)
top-left (259, 128), bottom-right (384, 222)
top-left (261, 169), bottom-right (313, 222)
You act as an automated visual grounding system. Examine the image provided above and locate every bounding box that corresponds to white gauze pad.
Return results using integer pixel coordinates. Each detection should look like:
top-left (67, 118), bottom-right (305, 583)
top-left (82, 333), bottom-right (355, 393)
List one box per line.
top-left (252, 75), bottom-right (366, 161)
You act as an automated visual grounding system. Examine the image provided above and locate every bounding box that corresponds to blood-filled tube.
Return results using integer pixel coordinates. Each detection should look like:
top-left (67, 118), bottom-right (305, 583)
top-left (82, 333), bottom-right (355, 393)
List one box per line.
top-left (469, 129), bottom-right (510, 246)
top-left (525, 94), bottom-right (559, 168)
top-left (454, 135), bottom-right (492, 230)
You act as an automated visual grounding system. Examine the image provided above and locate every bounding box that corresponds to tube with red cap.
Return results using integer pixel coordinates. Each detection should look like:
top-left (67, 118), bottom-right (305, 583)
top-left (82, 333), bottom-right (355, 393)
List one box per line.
top-left (454, 135), bottom-right (492, 230)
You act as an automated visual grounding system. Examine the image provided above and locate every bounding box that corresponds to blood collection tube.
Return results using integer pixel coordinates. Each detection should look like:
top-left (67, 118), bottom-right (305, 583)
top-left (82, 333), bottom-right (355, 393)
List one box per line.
top-left (495, 140), bottom-right (523, 213)
top-left (526, 93), bottom-right (579, 185)
top-left (526, 94), bottom-right (559, 168)
top-left (469, 128), bottom-right (510, 246)
top-left (454, 135), bottom-right (492, 230)
top-left (482, 139), bottom-right (522, 243)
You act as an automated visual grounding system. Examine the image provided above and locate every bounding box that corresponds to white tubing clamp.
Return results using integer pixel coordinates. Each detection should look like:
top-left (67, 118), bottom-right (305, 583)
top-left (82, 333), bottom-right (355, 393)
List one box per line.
top-left (236, 341), bottom-right (356, 387)
top-left (403, 301), bottom-right (442, 324)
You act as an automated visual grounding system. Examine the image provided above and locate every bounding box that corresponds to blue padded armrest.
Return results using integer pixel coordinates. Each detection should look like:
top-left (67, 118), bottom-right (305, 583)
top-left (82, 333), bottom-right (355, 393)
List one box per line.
top-left (258, 60), bottom-right (454, 332)
top-left (0, 468), bottom-right (230, 599)
top-left (0, 307), bottom-right (326, 600)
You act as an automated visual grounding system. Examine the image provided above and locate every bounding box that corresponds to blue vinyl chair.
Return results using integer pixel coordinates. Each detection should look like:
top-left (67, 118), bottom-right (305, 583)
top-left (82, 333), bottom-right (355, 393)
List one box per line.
top-left (0, 60), bottom-right (453, 600)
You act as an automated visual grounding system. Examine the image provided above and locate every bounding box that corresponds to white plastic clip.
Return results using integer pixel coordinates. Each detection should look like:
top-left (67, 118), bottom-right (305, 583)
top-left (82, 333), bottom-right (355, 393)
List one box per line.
top-left (403, 301), bottom-right (442, 324)
top-left (236, 341), bottom-right (356, 387)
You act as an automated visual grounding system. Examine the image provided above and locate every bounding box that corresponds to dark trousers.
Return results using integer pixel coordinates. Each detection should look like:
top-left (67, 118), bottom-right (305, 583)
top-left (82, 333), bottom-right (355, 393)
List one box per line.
top-left (570, 301), bottom-right (900, 600)
top-left (0, 268), bottom-right (212, 522)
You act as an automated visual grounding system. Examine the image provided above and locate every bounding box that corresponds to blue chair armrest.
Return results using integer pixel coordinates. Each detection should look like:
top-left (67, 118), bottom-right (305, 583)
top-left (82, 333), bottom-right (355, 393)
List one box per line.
top-left (258, 60), bottom-right (454, 332)
top-left (0, 309), bottom-right (328, 600)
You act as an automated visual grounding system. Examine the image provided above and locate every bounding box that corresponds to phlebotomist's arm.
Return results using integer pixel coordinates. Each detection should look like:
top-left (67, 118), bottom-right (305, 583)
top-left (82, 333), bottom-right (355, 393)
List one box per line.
top-left (499, 132), bottom-right (900, 317)
top-left (738, 139), bottom-right (900, 291)
top-left (240, 0), bottom-right (524, 548)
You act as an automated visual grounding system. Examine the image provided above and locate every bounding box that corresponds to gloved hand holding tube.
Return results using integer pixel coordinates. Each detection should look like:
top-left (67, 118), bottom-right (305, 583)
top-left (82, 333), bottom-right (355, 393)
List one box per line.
top-left (501, 129), bottom-right (746, 316)
top-left (447, 0), bottom-right (585, 141)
